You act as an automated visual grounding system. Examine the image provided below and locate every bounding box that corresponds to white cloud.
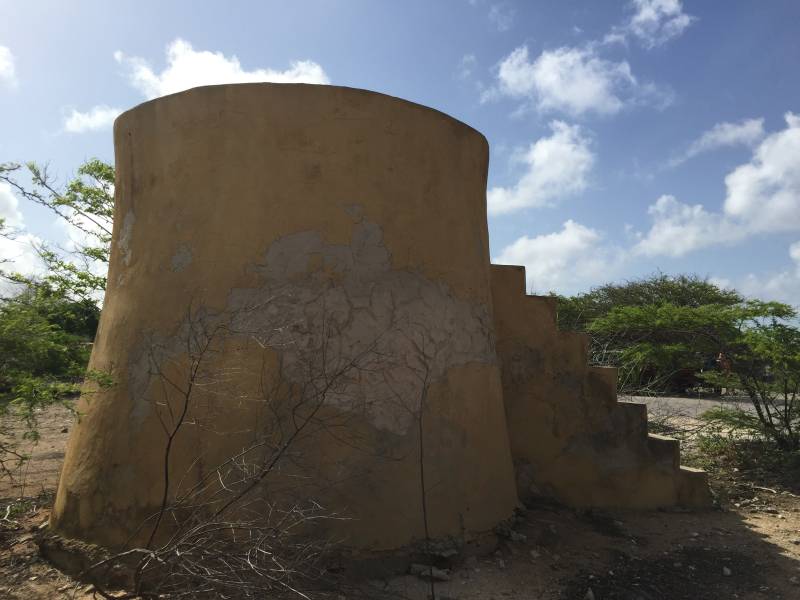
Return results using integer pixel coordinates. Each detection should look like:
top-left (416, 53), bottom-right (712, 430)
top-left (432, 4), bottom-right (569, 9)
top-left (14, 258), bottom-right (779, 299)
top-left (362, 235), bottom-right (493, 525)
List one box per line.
top-left (487, 121), bottom-right (594, 215)
top-left (723, 112), bottom-right (800, 233)
top-left (0, 45), bottom-right (17, 88)
top-left (115, 38), bottom-right (330, 100)
top-left (606, 0), bottom-right (696, 49)
top-left (457, 54), bottom-right (477, 80)
top-left (790, 240), bottom-right (800, 273)
top-left (494, 220), bottom-right (623, 294)
top-left (63, 105), bottom-right (123, 133)
top-left (727, 243), bottom-right (800, 306)
top-left (0, 184), bottom-right (43, 287)
top-left (633, 195), bottom-right (744, 257)
top-left (637, 113), bottom-right (800, 257)
top-left (485, 45), bottom-right (668, 116)
top-left (488, 3), bottom-right (515, 32)
top-left (671, 118), bottom-right (765, 166)
top-left (0, 183), bottom-right (24, 229)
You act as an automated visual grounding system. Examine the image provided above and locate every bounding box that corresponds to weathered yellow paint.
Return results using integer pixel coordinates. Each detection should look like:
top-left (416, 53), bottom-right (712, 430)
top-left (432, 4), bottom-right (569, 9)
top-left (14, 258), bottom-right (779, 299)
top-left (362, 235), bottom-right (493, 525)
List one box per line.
top-left (52, 84), bottom-right (709, 555)
top-left (490, 264), bottom-right (712, 509)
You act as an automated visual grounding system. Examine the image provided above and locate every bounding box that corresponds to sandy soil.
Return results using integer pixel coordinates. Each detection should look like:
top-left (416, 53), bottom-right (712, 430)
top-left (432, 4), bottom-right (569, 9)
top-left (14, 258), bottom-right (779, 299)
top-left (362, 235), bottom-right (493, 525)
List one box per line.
top-left (1, 403), bottom-right (799, 599)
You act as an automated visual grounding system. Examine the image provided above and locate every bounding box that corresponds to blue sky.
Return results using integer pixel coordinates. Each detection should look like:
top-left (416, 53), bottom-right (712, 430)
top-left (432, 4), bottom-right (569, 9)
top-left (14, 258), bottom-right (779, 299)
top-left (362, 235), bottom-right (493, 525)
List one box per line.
top-left (1, 0), bottom-right (799, 302)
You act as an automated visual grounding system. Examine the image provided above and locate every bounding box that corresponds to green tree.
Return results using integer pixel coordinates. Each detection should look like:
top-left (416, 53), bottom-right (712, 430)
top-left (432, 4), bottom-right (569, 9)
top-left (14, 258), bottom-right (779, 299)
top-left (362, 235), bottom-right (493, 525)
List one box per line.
top-left (556, 273), bottom-right (743, 332)
top-left (0, 159), bottom-right (113, 467)
top-left (701, 318), bottom-right (800, 450)
top-left (1, 159), bottom-right (113, 301)
top-left (556, 275), bottom-right (793, 395)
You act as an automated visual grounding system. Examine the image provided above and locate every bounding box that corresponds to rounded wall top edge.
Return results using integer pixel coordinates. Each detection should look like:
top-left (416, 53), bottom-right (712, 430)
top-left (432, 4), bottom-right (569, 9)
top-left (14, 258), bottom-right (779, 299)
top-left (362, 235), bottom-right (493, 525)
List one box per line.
top-left (112, 82), bottom-right (489, 149)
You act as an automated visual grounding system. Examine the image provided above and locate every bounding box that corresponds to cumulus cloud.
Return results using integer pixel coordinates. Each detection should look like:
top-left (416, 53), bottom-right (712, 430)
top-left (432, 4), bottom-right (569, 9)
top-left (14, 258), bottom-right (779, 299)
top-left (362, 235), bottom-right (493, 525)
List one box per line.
top-left (633, 195), bottom-right (744, 257)
top-left (0, 183), bottom-right (24, 229)
top-left (0, 45), bottom-right (17, 88)
top-left (636, 113), bottom-right (800, 257)
top-left (606, 0), bottom-right (696, 49)
top-left (115, 38), bottom-right (330, 100)
top-left (63, 105), bottom-right (123, 133)
top-left (484, 45), bottom-right (669, 116)
top-left (488, 121), bottom-right (594, 215)
top-left (0, 184), bottom-right (43, 286)
top-left (723, 244), bottom-right (800, 306)
top-left (494, 220), bottom-right (623, 294)
top-left (723, 112), bottom-right (800, 233)
top-left (790, 241), bottom-right (800, 273)
top-left (488, 3), bottom-right (515, 32)
top-left (671, 118), bottom-right (765, 166)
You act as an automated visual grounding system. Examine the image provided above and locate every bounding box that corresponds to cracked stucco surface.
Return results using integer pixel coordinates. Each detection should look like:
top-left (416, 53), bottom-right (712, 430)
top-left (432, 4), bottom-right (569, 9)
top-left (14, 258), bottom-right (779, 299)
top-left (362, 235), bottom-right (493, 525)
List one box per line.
top-left (130, 218), bottom-right (497, 434)
top-left (52, 83), bottom-right (520, 551)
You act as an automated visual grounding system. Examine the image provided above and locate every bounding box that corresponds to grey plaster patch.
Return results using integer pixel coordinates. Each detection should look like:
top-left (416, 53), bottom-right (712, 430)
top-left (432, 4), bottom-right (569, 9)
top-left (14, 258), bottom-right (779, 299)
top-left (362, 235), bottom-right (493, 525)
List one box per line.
top-left (128, 218), bottom-right (496, 434)
top-left (118, 210), bottom-right (136, 266)
top-left (344, 203), bottom-right (364, 222)
top-left (226, 221), bottom-right (495, 433)
top-left (170, 243), bottom-right (193, 272)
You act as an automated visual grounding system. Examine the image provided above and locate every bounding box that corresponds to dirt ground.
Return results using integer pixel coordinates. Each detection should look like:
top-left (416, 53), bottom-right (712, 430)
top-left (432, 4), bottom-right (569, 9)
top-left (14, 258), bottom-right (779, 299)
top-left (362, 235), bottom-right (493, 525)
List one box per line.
top-left (1, 404), bottom-right (799, 599)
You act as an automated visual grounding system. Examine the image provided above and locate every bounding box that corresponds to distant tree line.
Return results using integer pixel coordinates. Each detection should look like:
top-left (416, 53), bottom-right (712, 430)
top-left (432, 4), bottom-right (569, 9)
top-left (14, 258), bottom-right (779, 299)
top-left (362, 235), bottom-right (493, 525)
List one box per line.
top-left (556, 274), bottom-right (800, 449)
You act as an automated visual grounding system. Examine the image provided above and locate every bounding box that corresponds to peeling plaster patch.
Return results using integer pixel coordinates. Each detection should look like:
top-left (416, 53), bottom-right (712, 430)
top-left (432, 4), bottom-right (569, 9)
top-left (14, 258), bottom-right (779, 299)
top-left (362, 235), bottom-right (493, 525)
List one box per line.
top-left (118, 211), bottom-right (136, 266)
top-left (127, 308), bottom-right (212, 426)
top-left (344, 203), bottom-right (364, 222)
top-left (127, 331), bottom-right (174, 425)
top-left (230, 220), bottom-right (496, 434)
top-left (128, 218), bottom-right (496, 434)
top-left (170, 243), bottom-right (193, 272)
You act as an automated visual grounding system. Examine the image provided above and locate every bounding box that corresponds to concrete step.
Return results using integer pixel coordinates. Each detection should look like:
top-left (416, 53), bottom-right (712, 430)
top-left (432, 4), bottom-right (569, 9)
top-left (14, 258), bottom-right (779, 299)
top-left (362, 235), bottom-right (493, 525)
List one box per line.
top-left (586, 366), bottom-right (618, 412)
top-left (611, 402), bottom-right (648, 441)
top-left (490, 264), bottom-right (527, 296)
top-left (526, 294), bottom-right (558, 325)
top-left (647, 433), bottom-right (681, 471)
top-left (677, 466), bottom-right (714, 507)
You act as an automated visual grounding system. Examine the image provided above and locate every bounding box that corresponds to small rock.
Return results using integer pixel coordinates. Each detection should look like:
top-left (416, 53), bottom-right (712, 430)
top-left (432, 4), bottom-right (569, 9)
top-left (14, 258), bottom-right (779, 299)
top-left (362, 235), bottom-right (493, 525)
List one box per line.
top-left (584, 588), bottom-right (596, 600)
top-left (497, 558), bottom-right (506, 569)
top-left (530, 549), bottom-right (541, 559)
top-left (61, 427), bottom-right (69, 433)
top-left (509, 530), bottom-right (527, 542)
top-left (723, 566), bottom-right (732, 576)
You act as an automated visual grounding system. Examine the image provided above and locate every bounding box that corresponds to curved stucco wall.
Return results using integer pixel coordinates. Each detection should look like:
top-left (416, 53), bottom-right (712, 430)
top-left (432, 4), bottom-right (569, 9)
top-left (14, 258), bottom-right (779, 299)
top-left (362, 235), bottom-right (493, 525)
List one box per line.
top-left (51, 83), bottom-right (518, 551)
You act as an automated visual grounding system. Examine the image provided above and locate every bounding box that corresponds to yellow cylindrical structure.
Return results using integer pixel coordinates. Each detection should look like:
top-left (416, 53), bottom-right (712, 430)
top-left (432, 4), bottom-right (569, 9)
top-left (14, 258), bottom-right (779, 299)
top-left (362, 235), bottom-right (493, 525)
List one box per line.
top-left (51, 84), bottom-right (517, 551)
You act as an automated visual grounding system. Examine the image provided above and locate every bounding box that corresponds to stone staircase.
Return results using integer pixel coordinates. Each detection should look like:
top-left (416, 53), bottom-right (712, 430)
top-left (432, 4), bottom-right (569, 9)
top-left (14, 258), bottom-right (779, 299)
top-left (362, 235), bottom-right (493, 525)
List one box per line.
top-left (490, 265), bottom-right (712, 509)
